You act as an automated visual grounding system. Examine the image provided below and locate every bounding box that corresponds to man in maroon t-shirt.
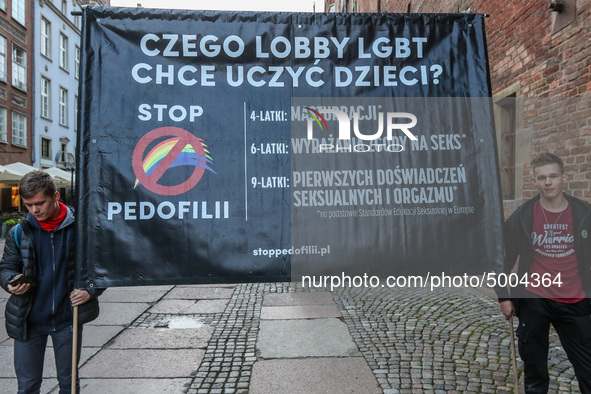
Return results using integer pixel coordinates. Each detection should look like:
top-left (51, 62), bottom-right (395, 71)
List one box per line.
top-left (498, 153), bottom-right (591, 393)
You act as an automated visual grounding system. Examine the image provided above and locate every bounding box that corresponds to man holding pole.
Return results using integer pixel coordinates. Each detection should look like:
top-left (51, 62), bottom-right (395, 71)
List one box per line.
top-left (0, 170), bottom-right (102, 393)
top-left (498, 152), bottom-right (591, 393)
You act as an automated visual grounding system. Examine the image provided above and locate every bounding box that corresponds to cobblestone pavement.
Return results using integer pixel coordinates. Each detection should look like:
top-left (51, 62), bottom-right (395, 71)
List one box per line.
top-left (0, 232), bottom-right (581, 394)
top-left (188, 283), bottom-right (264, 393)
top-left (334, 285), bottom-right (579, 393)
top-left (183, 282), bottom-right (580, 393)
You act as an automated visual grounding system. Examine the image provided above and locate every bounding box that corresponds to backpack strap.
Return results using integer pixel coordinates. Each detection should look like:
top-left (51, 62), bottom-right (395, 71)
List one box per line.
top-left (14, 223), bottom-right (20, 249)
top-left (13, 221), bottom-right (31, 250)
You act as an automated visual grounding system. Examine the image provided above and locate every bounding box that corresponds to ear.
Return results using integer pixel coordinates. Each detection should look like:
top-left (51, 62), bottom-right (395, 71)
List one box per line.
top-left (54, 191), bottom-right (61, 202)
top-left (562, 172), bottom-right (568, 182)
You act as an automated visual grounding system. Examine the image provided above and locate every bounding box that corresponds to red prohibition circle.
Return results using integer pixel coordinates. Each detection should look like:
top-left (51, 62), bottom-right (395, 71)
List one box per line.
top-left (132, 126), bottom-right (206, 196)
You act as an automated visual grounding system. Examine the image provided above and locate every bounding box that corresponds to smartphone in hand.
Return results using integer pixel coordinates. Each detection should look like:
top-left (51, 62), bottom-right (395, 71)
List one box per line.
top-left (9, 275), bottom-right (36, 287)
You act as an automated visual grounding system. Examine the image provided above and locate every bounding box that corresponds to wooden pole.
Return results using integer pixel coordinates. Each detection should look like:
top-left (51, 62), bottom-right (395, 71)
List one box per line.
top-left (71, 305), bottom-right (79, 394)
top-left (509, 316), bottom-right (519, 393)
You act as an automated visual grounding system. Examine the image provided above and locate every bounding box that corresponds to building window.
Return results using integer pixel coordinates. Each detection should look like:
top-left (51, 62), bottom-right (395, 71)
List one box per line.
top-left (0, 36), bottom-right (6, 82)
top-left (74, 13), bottom-right (81, 29)
top-left (60, 142), bottom-right (67, 162)
top-left (0, 107), bottom-right (6, 143)
top-left (12, 0), bottom-right (25, 26)
top-left (61, 0), bottom-right (67, 14)
top-left (41, 18), bottom-right (51, 59)
top-left (41, 77), bottom-right (51, 119)
top-left (41, 137), bottom-right (52, 159)
top-left (75, 46), bottom-right (80, 79)
top-left (59, 34), bottom-right (68, 71)
top-left (11, 112), bottom-right (26, 147)
top-left (59, 87), bottom-right (68, 126)
top-left (12, 45), bottom-right (26, 91)
top-left (0, 0), bottom-right (6, 11)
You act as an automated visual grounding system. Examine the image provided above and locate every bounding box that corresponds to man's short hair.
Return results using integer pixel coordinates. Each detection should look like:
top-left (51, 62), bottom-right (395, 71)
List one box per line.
top-left (531, 152), bottom-right (564, 174)
top-left (19, 170), bottom-right (57, 199)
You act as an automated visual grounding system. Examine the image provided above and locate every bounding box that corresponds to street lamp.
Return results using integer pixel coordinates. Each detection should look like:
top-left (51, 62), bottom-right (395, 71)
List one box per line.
top-left (55, 151), bottom-right (76, 205)
top-left (64, 154), bottom-right (76, 206)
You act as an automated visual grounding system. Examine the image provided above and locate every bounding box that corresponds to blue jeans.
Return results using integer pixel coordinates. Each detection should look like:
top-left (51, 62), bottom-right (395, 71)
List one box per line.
top-left (13, 325), bottom-right (82, 394)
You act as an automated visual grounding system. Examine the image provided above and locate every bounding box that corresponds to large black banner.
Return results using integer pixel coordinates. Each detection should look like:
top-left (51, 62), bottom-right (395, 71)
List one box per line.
top-left (76, 7), bottom-right (504, 287)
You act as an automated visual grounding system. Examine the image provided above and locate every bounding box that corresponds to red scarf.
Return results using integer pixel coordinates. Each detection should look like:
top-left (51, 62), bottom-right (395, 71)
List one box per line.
top-left (38, 201), bottom-right (68, 232)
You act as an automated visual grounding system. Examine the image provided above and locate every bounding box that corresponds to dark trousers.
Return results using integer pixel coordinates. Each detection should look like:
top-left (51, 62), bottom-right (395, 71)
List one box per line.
top-left (13, 325), bottom-right (82, 394)
top-left (517, 297), bottom-right (591, 394)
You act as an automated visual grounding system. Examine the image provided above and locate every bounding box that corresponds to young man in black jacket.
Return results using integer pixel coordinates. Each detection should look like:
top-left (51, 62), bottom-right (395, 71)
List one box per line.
top-left (498, 152), bottom-right (591, 393)
top-left (0, 170), bottom-right (103, 393)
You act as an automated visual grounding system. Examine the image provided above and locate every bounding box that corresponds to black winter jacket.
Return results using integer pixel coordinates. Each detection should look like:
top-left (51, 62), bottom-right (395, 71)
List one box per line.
top-left (0, 207), bottom-right (103, 340)
top-left (497, 194), bottom-right (591, 310)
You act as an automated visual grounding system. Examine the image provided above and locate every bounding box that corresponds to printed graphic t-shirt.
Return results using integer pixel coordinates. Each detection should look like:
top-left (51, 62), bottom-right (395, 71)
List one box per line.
top-left (526, 200), bottom-right (585, 302)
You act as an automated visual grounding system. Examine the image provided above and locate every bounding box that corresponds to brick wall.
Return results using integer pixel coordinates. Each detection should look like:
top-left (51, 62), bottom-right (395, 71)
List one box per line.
top-left (0, 0), bottom-right (34, 166)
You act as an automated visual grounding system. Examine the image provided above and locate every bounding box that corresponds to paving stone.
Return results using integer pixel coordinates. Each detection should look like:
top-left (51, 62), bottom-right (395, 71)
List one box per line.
top-left (164, 286), bottom-right (235, 300)
top-left (262, 291), bottom-right (335, 306)
top-left (109, 325), bottom-right (214, 349)
top-left (97, 286), bottom-right (173, 303)
top-left (260, 305), bottom-right (341, 319)
top-left (258, 318), bottom-right (360, 358)
top-left (250, 358), bottom-right (381, 394)
top-left (80, 349), bottom-right (204, 378)
top-left (80, 378), bottom-right (190, 393)
top-left (149, 299), bottom-right (228, 314)
top-left (80, 325), bottom-right (124, 347)
top-left (88, 302), bottom-right (152, 326)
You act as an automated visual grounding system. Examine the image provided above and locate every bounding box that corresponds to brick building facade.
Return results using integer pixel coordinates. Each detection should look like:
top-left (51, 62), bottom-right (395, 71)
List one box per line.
top-left (326, 0), bottom-right (591, 214)
top-left (0, 0), bottom-right (34, 166)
